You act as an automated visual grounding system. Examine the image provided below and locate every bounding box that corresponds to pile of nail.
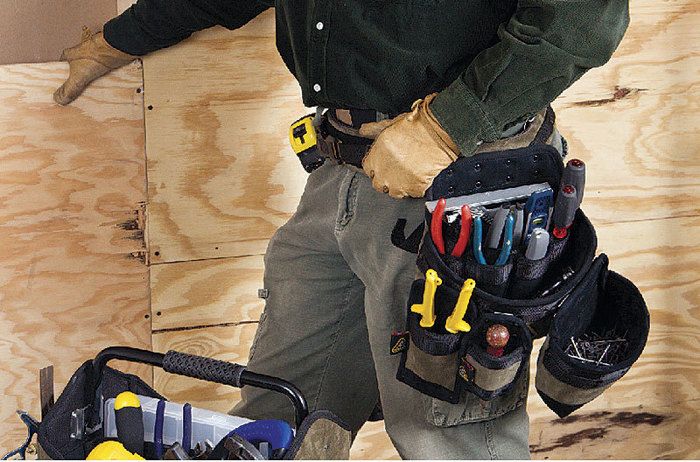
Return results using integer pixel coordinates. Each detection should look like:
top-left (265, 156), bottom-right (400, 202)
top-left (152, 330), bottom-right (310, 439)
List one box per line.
top-left (565, 329), bottom-right (629, 366)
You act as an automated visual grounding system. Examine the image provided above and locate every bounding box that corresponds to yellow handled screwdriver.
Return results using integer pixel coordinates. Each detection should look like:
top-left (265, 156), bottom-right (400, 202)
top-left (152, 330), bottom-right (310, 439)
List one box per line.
top-left (445, 279), bottom-right (475, 334)
top-left (114, 392), bottom-right (145, 457)
top-left (411, 269), bottom-right (442, 328)
top-left (87, 441), bottom-right (144, 460)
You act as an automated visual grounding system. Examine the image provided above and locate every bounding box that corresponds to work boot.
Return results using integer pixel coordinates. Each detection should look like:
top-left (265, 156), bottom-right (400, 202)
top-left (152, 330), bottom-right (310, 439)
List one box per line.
top-left (53, 27), bottom-right (137, 105)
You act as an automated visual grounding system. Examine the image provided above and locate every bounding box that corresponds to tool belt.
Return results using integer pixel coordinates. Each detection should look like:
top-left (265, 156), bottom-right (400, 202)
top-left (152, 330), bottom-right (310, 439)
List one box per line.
top-left (290, 107), bottom-right (558, 173)
top-left (389, 137), bottom-right (649, 417)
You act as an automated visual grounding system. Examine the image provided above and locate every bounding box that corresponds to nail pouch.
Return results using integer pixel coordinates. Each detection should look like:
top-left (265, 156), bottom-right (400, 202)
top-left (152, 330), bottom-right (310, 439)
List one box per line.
top-left (535, 254), bottom-right (650, 417)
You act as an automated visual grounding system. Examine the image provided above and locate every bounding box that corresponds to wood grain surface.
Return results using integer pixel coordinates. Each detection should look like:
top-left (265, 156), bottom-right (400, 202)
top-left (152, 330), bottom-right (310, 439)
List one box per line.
top-left (139, 0), bottom-right (699, 459)
top-left (0, 62), bottom-right (151, 453)
top-left (151, 256), bottom-right (264, 332)
top-left (142, 12), bottom-right (307, 264)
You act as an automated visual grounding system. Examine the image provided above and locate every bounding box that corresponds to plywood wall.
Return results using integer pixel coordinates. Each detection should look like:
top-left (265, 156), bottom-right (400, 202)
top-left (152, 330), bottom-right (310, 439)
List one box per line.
top-left (0, 0), bottom-right (697, 458)
top-left (0, 61), bottom-right (151, 453)
top-left (140, 1), bottom-right (699, 459)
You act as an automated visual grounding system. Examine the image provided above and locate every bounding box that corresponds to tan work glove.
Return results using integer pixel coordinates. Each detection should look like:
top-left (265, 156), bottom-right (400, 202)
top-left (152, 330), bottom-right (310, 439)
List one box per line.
top-left (54, 27), bottom-right (137, 105)
top-left (359, 93), bottom-right (459, 199)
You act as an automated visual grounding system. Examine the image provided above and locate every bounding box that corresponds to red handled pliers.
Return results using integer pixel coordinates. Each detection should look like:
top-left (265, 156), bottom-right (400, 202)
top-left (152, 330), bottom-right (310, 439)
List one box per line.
top-left (430, 198), bottom-right (472, 257)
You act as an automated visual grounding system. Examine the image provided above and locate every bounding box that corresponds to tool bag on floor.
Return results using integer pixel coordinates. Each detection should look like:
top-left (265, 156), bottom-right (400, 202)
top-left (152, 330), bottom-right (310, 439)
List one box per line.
top-left (390, 143), bottom-right (649, 417)
top-left (33, 347), bottom-right (351, 460)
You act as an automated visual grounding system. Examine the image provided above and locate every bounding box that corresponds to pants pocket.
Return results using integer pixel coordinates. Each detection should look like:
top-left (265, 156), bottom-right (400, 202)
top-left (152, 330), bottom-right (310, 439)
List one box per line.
top-left (430, 360), bottom-right (529, 426)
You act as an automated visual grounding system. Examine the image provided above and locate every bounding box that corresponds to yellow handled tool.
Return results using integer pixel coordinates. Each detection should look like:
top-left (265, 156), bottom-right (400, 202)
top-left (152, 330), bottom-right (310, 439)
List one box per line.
top-left (445, 279), bottom-right (475, 334)
top-left (114, 392), bottom-right (144, 457)
top-left (411, 269), bottom-right (442, 328)
top-left (86, 441), bottom-right (144, 460)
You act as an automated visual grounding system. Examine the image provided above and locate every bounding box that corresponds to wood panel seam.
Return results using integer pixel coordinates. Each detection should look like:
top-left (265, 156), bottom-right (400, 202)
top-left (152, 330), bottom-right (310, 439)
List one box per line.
top-left (152, 320), bottom-right (259, 335)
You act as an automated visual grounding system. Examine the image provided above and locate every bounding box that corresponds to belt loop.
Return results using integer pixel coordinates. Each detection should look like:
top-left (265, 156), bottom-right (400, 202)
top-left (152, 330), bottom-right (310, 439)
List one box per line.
top-left (314, 106), bottom-right (326, 127)
top-left (376, 112), bottom-right (390, 122)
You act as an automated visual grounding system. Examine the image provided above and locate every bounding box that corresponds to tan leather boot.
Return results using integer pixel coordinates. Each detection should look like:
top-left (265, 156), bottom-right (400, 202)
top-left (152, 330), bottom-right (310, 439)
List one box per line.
top-left (54, 27), bottom-right (137, 105)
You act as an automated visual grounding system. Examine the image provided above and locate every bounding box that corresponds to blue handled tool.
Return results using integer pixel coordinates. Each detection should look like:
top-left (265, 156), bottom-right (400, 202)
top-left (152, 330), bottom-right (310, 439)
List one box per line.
top-left (154, 399), bottom-right (166, 459)
top-left (182, 402), bottom-right (192, 453)
top-left (230, 419), bottom-right (295, 452)
top-left (473, 212), bottom-right (514, 266)
top-left (523, 188), bottom-right (553, 246)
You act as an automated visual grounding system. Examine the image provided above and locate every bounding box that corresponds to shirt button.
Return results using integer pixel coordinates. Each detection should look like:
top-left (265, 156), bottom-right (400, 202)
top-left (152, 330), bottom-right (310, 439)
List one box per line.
top-left (313, 83), bottom-right (321, 92)
top-left (316, 22), bottom-right (324, 30)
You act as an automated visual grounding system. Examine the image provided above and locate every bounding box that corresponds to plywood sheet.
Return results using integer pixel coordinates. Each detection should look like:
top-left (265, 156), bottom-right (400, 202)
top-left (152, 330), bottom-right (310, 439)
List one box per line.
top-left (151, 255), bottom-right (264, 331)
top-left (0, 0), bottom-right (118, 65)
top-left (142, 12), bottom-right (307, 264)
top-left (550, 0), bottom-right (699, 225)
top-left (0, 61), bottom-right (150, 453)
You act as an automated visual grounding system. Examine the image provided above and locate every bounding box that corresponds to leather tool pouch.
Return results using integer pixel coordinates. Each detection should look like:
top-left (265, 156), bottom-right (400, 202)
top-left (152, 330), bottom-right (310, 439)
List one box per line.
top-left (391, 144), bottom-right (649, 417)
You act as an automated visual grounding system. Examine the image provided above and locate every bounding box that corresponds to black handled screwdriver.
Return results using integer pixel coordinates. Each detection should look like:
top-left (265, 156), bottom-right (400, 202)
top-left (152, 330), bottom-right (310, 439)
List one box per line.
top-left (562, 159), bottom-right (586, 206)
top-left (552, 184), bottom-right (578, 239)
top-left (114, 391), bottom-right (145, 457)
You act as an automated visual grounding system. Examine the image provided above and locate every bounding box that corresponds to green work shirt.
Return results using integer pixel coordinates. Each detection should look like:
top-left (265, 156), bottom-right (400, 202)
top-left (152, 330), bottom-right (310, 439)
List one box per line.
top-left (105, 0), bottom-right (629, 155)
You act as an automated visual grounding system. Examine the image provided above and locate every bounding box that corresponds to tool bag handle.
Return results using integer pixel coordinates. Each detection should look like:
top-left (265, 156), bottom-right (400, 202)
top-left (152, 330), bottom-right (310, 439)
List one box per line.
top-left (92, 346), bottom-right (309, 427)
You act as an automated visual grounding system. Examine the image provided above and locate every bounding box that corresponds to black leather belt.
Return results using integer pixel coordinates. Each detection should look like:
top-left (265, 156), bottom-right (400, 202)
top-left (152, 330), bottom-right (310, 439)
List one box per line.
top-left (314, 105), bottom-right (557, 170)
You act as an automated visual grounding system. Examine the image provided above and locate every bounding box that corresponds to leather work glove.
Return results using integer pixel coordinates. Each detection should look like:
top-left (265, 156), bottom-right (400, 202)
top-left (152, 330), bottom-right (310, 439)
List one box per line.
top-left (359, 93), bottom-right (459, 199)
top-left (54, 27), bottom-right (137, 106)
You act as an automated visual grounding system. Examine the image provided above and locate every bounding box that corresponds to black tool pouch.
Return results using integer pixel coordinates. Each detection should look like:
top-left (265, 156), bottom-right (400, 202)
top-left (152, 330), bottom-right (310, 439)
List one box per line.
top-left (535, 254), bottom-right (650, 417)
top-left (392, 144), bottom-right (648, 416)
top-left (459, 313), bottom-right (532, 401)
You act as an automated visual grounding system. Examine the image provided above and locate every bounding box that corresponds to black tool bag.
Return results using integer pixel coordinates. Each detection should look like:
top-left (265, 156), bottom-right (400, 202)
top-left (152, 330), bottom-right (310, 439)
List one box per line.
top-left (391, 144), bottom-right (650, 417)
top-left (35, 347), bottom-right (351, 460)
top-left (535, 254), bottom-right (649, 417)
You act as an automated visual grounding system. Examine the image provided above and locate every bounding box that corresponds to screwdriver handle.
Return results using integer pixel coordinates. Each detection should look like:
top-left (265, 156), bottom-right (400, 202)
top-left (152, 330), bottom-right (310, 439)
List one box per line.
top-left (114, 392), bottom-right (145, 457)
top-left (562, 159), bottom-right (586, 205)
top-left (445, 279), bottom-right (475, 334)
top-left (410, 269), bottom-right (441, 328)
top-left (552, 184), bottom-right (578, 239)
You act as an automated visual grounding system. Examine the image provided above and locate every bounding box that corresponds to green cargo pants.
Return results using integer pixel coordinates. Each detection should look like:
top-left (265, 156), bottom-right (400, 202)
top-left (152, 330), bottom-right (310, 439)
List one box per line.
top-left (231, 160), bottom-right (534, 459)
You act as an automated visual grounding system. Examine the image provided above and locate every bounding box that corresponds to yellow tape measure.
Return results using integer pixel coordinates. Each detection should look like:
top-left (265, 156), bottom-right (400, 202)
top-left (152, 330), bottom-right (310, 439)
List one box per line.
top-left (289, 115), bottom-right (318, 155)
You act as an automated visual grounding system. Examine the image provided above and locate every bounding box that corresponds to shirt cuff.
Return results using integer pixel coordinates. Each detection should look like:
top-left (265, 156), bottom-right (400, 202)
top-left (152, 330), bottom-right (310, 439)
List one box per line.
top-left (103, 11), bottom-right (149, 56)
top-left (429, 80), bottom-right (502, 157)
